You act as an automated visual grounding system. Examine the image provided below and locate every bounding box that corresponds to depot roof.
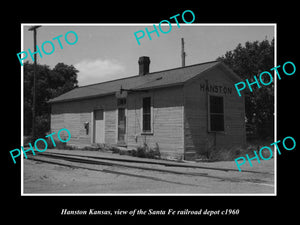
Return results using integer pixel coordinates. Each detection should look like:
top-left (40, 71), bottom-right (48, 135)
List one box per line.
top-left (48, 61), bottom-right (241, 103)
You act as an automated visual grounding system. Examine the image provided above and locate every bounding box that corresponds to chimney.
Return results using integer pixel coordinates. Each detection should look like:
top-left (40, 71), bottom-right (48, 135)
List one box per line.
top-left (138, 56), bottom-right (150, 76)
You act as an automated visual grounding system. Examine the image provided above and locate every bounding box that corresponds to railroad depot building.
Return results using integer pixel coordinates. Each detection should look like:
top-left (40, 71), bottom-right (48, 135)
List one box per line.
top-left (49, 57), bottom-right (246, 160)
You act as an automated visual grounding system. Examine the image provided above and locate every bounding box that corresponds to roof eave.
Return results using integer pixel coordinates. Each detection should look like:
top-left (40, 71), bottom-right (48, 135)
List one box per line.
top-left (48, 91), bottom-right (116, 104)
top-left (48, 83), bottom-right (185, 104)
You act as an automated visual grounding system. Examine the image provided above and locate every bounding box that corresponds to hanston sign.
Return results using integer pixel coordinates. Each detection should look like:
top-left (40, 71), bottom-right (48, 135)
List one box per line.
top-left (199, 82), bottom-right (233, 95)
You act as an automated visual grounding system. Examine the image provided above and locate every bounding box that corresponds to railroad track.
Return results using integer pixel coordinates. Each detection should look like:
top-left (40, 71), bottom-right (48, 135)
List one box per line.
top-left (30, 151), bottom-right (273, 174)
top-left (26, 152), bottom-right (274, 188)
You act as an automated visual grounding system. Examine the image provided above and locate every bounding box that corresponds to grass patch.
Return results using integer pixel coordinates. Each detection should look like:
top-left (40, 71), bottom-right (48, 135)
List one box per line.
top-left (196, 138), bottom-right (275, 162)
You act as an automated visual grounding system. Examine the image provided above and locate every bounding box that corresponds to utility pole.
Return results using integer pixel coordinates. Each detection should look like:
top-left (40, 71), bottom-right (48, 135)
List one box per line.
top-left (181, 38), bottom-right (186, 67)
top-left (28, 25), bottom-right (41, 138)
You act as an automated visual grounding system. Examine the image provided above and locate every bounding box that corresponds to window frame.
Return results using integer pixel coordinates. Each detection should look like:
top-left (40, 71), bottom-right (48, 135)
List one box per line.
top-left (116, 97), bottom-right (127, 145)
top-left (208, 94), bottom-right (225, 133)
top-left (141, 95), bottom-right (153, 134)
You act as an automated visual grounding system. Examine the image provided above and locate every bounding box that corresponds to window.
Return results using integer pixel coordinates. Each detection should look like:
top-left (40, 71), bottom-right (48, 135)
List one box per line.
top-left (209, 95), bottom-right (224, 132)
top-left (142, 97), bottom-right (151, 132)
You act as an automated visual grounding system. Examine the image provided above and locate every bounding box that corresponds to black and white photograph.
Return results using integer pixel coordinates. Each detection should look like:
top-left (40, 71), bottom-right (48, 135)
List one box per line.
top-left (6, 5), bottom-right (298, 223)
top-left (21, 24), bottom-right (275, 195)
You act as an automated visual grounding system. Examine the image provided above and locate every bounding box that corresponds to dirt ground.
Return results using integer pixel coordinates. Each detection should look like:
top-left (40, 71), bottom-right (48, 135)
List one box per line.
top-left (23, 149), bottom-right (275, 195)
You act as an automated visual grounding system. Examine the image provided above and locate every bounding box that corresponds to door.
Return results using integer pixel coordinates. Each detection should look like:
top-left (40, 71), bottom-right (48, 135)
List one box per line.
top-left (117, 108), bottom-right (126, 145)
top-left (94, 109), bottom-right (105, 143)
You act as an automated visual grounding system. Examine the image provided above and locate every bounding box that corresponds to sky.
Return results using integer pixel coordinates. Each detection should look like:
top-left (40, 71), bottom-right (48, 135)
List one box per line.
top-left (22, 24), bottom-right (275, 86)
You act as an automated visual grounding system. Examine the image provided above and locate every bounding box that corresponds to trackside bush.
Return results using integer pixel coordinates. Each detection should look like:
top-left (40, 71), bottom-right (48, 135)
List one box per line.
top-left (135, 143), bottom-right (160, 159)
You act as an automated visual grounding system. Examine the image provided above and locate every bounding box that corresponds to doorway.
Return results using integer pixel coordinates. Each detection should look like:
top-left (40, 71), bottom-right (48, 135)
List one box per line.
top-left (117, 98), bottom-right (126, 145)
top-left (93, 109), bottom-right (105, 143)
top-left (117, 108), bottom-right (126, 145)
